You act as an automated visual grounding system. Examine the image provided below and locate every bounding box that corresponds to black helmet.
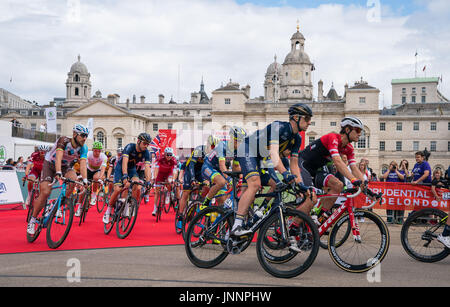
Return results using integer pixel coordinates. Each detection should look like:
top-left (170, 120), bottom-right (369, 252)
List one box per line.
top-left (288, 103), bottom-right (313, 117)
top-left (138, 132), bottom-right (151, 143)
top-left (193, 145), bottom-right (206, 159)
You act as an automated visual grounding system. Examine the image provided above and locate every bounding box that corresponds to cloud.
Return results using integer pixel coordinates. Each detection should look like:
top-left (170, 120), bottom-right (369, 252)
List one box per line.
top-left (0, 0), bottom-right (448, 108)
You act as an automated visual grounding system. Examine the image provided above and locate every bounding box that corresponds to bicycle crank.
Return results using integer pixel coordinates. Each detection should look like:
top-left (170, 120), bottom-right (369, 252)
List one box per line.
top-left (226, 237), bottom-right (248, 255)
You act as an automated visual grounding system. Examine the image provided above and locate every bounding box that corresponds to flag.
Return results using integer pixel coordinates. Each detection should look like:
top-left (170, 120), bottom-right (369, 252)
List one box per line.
top-left (45, 107), bottom-right (57, 133)
top-left (149, 134), bottom-right (161, 154)
top-left (86, 118), bottom-right (94, 139)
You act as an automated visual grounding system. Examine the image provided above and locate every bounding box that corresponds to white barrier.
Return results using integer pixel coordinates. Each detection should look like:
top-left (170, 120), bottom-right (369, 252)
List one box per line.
top-left (0, 170), bottom-right (24, 205)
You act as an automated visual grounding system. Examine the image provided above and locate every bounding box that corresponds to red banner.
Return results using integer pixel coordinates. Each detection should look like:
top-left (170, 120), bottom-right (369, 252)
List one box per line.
top-left (152, 129), bottom-right (177, 156)
top-left (353, 182), bottom-right (450, 212)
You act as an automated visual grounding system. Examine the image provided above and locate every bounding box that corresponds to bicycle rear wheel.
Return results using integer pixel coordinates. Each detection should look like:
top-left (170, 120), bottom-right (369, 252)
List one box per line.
top-left (104, 205), bottom-right (117, 235)
top-left (401, 208), bottom-right (449, 263)
top-left (328, 209), bottom-right (390, 273)
top-left (185, 206), bottom-right (231, 268)
top-left (116, 197), bottom-right (139, 239)
top-left (256, 208), bottom-right (320, 278)
top-left (96, 188), bottom-right (107, 213)
top-left (46, 198), bottom-right (74, 249)
top-left (156, 192), bottom-right (164, 222)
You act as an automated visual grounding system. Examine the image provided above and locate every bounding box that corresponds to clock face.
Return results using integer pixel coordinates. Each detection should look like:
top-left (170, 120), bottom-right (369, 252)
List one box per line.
top-left (292, 70), bottom-right (301, 80)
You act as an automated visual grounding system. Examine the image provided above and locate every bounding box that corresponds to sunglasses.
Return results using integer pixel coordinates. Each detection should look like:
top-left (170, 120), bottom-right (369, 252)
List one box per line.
top-left (78, 133), bottom-right (88, 138)
top-left (140, 141), bottom-right (150, 146)
top-left (303, 116), bottom-right (312, 122)
top-left (353, 127), bottom-right (362, 134)
top-left (165, 153), bottom-right (173, 157)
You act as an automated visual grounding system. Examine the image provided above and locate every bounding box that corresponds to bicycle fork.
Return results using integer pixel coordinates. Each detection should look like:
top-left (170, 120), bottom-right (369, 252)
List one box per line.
top-left (348, 208), bottom-right (361, 243)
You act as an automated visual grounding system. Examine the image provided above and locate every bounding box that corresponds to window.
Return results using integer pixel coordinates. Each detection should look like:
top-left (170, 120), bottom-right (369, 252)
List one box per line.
top-left (310, 122), bottom-right (315, 126)
top-left (413, 141), bottom-right (419, 151)
top-left (402, 88), bottom-right (406, 94)
top-left (411, 96), bottom-right (416, 103)
top-left (357, 130), bottom-right (367, 149)
top-left (224, 98), bottom-right (231, 105)
top-left (448, 122), bottom-right (450, 130)
top-left (309, 136), bottom-right (315, 144)
top-left (430, 141), bottom-right (436, 152)
top-left (396, 141), bottom-right (402, 151)
top-left (167, 123), bottom-right (173, 130)
top-left (252, 122), bottom-right (258, 127)
top-left (330, 122), bottom-right (336, 127)
top-left (448, 141), bottom-right (450, 152)
top-left (413, 122), bottom-right (419, 131)
top-left (402, 96), bottom-right (406, 104)
top-left (430, 122), bottom-right (437, 131)
top-left (379, 141), bottom-right (385, 151)
top-left (57, 124), bottom-right (61, 133)
top-left (359, 97), bottom-right (366, 104)
top-left (421, 96), bottom-right (426, 103)
top-left (96, 131), bottom-right (105, 145)
top-left (74, 74), bottom-right (79, 82)
top-left (422, 87), bottom-right (426, 93)
top-left (153, 123), bottom-right (158, 131)
top-left (31, 123), bottom-right (36, 130)
top-left (75, 87), bottom-right (79, 96)
top-left (380, 122), bottom-right (386, 131)
top-left (396, 122), bottom-right (402, 131)
top-left (412, 87), bottom-right (416, 94)
top-left (117, 137), bottom-right (123, 149)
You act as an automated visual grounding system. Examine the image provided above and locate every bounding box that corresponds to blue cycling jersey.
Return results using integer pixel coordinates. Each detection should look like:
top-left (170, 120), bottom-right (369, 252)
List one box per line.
top-left (117, 143), bottom-right (151, 170)
top-left (204, 140), bottom-right (237, 170)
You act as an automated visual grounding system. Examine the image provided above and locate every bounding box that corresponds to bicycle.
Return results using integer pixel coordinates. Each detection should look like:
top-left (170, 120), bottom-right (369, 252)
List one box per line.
top-left (23, 177), bottom-right (40, 223)
top-left (185, 171), bottom-right (320, 279)
top-left (179, 181), bottom-right (210, 239)
top-left (26, 177), bottom-right (83, 249)
top-left (96, 178), bottom-right (113, 213)
top-left (285, 186), bottom-right (389, 273)
top-left (104, 180), bottom-right (144, 239)
top-left (401, 208), bottom-right (449, 262)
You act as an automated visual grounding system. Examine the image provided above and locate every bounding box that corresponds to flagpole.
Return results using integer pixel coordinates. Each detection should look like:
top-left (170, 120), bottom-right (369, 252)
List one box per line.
top-left (415, 50), bottom-right (418, 78)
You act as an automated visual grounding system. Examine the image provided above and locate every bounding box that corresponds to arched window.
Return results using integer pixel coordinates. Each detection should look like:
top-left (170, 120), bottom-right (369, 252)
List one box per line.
top-left (74, 74), bottom-right (80, 82)
top-left (96, 131), bottom-right (104, 145)
top-left (357, 128), bottom-right (370, 149)
top-left (75, 87), bottom-right (79, 96)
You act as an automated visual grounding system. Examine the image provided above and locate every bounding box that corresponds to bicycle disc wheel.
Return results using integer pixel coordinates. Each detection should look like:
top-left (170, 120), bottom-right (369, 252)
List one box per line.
top-left (401, 208), bottom-right (449, 263)
top-left (256, 208), bottom-right (320, 278)
top-left (185, 206), bottom-right (231, 268)
top-left (182, 201), bottom-right (201, 240)
top-left (328, 209), bottom-right (390, 273)
top-left (46, 198), bottom-right (74, 249)
top-left (116, 197), bottom-right (139, 239)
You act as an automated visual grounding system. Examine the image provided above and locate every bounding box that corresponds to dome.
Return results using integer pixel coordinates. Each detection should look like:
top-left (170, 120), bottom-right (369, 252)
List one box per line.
top-left (291, 30), bottom-right (305, 41)
top-left (70, 55), bottom-right (89, 75)
top-left (283, 49), bottom-right (311, 65)
top-left (266, 57), bottom-right (280, 75)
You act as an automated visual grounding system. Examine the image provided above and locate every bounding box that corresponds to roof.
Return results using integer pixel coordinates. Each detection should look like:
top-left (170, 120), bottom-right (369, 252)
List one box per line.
top-left (391, 77), bottom-right (439, 85)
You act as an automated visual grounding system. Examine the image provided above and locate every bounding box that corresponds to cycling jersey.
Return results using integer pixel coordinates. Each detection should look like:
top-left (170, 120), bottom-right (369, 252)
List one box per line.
top-left (86, 151), bottom-right (107, 172)
top-left (29, 152), bottom-right (45, 176)
top-left (183, 150), bottom-right (204, 190)
top-left (299, 132), bottom-right (356, 175)
top-left (204, 140), bottom-right (237, 170)
top-left (45, 136), bottom-right (88, 166)
top-left (118, 143), bottom-right (151, 169)
top-left (155, 156), bottom-right (177, 182)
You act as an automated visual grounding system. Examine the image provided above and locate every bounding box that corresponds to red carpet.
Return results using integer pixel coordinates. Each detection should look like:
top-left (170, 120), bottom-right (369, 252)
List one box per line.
top-left (0, 196), bottom-right (184, 254)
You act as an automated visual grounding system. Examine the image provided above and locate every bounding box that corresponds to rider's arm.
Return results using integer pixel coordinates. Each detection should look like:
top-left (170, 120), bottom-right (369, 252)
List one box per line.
top-left (289, 155), bottom-right (302, 184)
top-left (79, 158), bottom-right (88, 181)
top-left (333, 155), bottom-right (363, 182)
top-left (24, 162), bottom-right (33, 177)
top-left (55, 149), bottom-right (64, 174)
top-left (122, 155), bottom-right (129, 178)
top-left (269, 144), bottom-right (286, 174)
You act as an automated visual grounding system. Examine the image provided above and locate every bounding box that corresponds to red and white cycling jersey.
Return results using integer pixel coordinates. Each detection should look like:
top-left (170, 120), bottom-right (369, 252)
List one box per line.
top-left (299, 132), bottom-right (356, 175)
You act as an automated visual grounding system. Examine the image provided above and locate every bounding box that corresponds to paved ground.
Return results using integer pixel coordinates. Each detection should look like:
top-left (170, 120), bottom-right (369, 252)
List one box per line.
top-left (1, 223), bottom-right (449, 288)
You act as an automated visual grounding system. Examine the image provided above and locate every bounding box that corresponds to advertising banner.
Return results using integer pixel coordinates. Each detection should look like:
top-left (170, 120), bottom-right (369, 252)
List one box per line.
top-left (45, 107), bottom-right (57, 133)
top-left (0, 170), bottom-right (24, 205)
top-left (353, 182), bottom-right (450, 212)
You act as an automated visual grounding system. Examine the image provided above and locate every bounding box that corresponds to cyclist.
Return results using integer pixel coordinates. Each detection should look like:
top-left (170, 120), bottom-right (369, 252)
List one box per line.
top-left (231, 103), bottom-right (313, 236)
top-left (298, 116), bottom-right (368, 215)
top-left (106, 148), bottom-right (122, 195)
top-left (201, 126), bottom-right (247, 209)
top-left (27, 124), bottom-right (89, 235)
top-left (152, 147), bottom-right (177, 216)
top-left (102, 133), bottom-right (152, 224)
top-left (176, 145), bottom-right (208, 230)
top-left (75, 141), bottom-right (108, 216)
top-left (23, 145), bottom-right (50, 206)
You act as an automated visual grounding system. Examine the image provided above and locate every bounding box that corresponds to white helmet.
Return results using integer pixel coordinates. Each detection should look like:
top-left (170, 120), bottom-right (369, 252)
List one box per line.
top-left (164, 147), bottom-right (174, 155)
top-left (341, 117), bottom-right (363, 129)
top-left (37, 145), bottom-right (50, 152)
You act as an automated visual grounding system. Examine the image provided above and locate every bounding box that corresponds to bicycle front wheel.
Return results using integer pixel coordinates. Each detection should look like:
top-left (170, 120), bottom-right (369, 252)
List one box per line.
top-left (401, 208), bottom-right (449, 263)
top-left (185, 206), bottom-right (231, 269)
top-left (46, 198), bottom-right (74, 249)
top-left (256, 208), bottom-right (320, 278)
top-left (116, 197), bottom-right (139, 239)
top-left (328, 209), bottom-right (390, 273)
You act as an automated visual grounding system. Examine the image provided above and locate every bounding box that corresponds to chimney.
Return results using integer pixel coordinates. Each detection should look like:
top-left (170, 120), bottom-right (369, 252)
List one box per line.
top-left (243, 84), bottom-right (250, 98)
top-left (132, 94), bottom-right (136, 104)
top-left (140, 95), bottom-right (145, 104)
top-left (158, 94), bottom-right (164, 104)
top-left (126, 98), bottom-right (129, 109)
top-left (318, 80), bottom-right (324, 101)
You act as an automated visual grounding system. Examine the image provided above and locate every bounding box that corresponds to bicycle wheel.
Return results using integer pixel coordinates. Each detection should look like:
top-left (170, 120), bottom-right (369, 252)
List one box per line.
top-left (256, 208), bottom-right (320, 278)
top-left (26, 189), bottom-right (38, 223)
top-left (182, 201), bottom-right (201, 240)
top-left (163, 190), bottom-right (171, 213)
top-left (116, 197), bottom-right (139, 239)
top-left (328, 209), bottom-right (390, 273)
top-left (185, 206), bottom-right (231, 268)
top-left (79, 193), bottom-right (90, 226)
top-left (401, 208), bottom-right (449, 263)
top-left (156, 192), bottom-right (164, 222)
top-left (46, 198), bottom-right (74, 249)
top-left (96, 188), bottom-right (106, 213)
top-left (26, 199), bottom-right (44, 244)
top-left (319, 218), bottom-right (351, 249)
top-left (104, 205), bottom-right (117, 235)
top-left (175, 210), bottom-right (183, 234)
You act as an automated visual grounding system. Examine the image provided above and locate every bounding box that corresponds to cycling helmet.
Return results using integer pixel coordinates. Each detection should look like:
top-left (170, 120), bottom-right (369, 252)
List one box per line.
top-left (229, 126), bottom-right (247, 142)
top-left (341, 117), bottom-right (363, 129)
top-left (105, 151), bottom-right (112, 158)
top-left (37, 145), bottom-right (50, 152)
top-left (73, 124), bottom-right (89, 135)
top-left (288, 103), bottom-right (313, 117)
top-left (164, 147), bottom-right (174, 155)
top-left (92, 141), bottom-right (103, 150)
top-left (207, 135), bottom-right (220, 147)
top-left (117, 147), bottom-right (123, 153)
top-left (193, 145), bottom-right (206, 159)
top-left (137, 132), bottom-right (151, 143)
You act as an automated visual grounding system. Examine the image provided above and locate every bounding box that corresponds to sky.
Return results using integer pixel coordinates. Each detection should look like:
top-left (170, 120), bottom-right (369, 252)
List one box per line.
top-left (1, 0), bottom-right (449, 108)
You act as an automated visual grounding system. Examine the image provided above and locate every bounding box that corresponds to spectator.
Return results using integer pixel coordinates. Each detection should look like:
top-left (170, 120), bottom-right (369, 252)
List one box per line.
top-left (445, 165), bottom-right (450, 181)
top-left (15, 156), bottom-right (25, 170)
top-left (411, 151), bottom-right (432, 184)
top-left (383, 161), bottom-right (405, 224)
top-left (39, 123), bottom-right (46, 132)
top-left (399, 159), bottom-right (411, 182)
top-left (431, 169), bottom-right (446, 202)
top-left (3, 158), bottom-right (15, 170)
top-left (358, 160), bottom-right (369, 182)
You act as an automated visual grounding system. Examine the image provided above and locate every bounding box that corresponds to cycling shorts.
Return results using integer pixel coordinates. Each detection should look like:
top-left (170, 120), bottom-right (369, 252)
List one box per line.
top-left (113, 165), bottom-right (138, 185)
top-left (183, 170), bottom-right (203, 191)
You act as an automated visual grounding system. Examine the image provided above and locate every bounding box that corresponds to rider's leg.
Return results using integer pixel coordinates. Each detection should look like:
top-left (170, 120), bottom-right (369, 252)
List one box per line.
top-left (231, 174), bottom-right (261, 234)
top-left (320, 175), bottom-right (343, 212)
